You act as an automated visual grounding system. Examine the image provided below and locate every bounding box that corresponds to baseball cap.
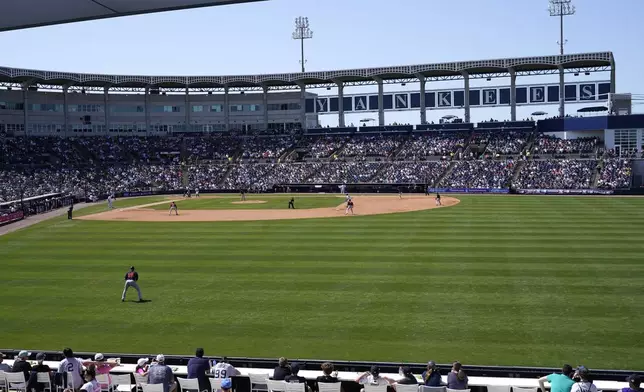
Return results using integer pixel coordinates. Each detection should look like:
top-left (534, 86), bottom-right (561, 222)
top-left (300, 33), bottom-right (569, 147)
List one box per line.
top-left (401, 366), bottom-right (412, 375)
top-left (220, 379), bottom-right (233, 390)
top-left (18, 350), bottom-right (31, 358)
top-left (36, 353), bottom-right (46, 361)
top-left (627, 375), bottom-right (641, 386)
top-left (94, 353), bottom-right (104, 361)
top-left (130, 266), bottom-right (135, 270)
top-left (156, 354), bottom-right (165, 362)
top-left (290, 362), bottom-right (301, 374)
top-left (370, 365), bottom-right (380, 376)
top-left (576, 366), bottom-right (590, 377)
top-left (137, 358), bottom-right (149, 367)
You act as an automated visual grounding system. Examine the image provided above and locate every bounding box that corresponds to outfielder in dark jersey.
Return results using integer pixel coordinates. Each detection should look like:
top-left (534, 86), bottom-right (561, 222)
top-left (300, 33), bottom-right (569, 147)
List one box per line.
top-left (122, 266), bottom-right (143, 302)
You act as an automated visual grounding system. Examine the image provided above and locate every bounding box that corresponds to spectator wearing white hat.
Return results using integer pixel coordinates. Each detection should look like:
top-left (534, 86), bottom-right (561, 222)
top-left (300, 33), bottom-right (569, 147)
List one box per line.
top-left (83, 353), bottom-right (120, 391)
top-left (148, 354), bottom-right (177, 392)
top-left (135, 358), bottom-right (150, 376)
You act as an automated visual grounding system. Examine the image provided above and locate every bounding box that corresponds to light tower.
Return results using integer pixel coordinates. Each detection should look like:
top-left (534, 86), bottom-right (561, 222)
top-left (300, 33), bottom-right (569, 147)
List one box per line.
top-left (548, 0), bottom-right (576, 55)
top-left (292, 16), bottom-right (313, 72)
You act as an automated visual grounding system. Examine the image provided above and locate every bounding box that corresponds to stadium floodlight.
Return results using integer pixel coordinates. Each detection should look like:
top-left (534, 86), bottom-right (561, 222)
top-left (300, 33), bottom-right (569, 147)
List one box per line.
top-left (292, 16), bottom-right (313, 73)
top-left (548, 0), bottom-right (576, 55)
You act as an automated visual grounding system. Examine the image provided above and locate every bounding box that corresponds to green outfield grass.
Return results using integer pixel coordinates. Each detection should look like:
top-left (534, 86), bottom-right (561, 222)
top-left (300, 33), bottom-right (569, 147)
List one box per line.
top-left (148, 195), bottom-right (344, 210)
top-left (2, 195), bottom-right (644, 369)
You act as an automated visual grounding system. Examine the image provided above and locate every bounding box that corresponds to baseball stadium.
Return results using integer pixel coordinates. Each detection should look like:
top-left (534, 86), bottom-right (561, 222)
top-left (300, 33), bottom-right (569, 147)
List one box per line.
top-left (1, 1), bottom-right (643, 392)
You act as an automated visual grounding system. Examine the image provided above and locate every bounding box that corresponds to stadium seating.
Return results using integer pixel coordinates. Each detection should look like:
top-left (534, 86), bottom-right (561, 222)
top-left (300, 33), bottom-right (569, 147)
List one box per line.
top-left (0, 126), bottom-right (635, 204)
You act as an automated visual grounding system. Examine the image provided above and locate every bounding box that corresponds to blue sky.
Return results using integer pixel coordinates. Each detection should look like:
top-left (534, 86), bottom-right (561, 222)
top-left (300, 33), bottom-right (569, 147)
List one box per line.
top-left (0, 0), bottom-right (642, 126)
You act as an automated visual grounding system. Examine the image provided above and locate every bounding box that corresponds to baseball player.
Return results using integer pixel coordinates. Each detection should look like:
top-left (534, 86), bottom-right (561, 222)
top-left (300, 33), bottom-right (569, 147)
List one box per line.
top-left (169, 201), bottom-right (179, 216)
top-left (240, 190), bottom-right (247, 201)
top-left (288, 197), bottom-right (295, 209)
top-left (345, 198), bottom-right (354, 215)
top-left (339, 184), bottom-right (347, 195)
top-left (398, 188), bottom-right (403, 199)
top-left (121, 266), bottom-right (143, 302)
top-left (195, 188), bottom-right (200, 198)
top-left (435, 193), bottom-right (442, 206)
top-left (107, 195), bottom-right (114, 210)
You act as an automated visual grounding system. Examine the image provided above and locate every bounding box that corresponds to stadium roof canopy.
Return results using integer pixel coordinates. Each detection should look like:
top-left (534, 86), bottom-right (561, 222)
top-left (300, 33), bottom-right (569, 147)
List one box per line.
top-left (0, 52), bottom-right (614, 91)
top-left (0, 0), bottom-right (267, 32)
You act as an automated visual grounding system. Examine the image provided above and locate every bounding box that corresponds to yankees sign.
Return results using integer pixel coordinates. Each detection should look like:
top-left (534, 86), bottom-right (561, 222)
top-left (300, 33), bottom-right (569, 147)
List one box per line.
top-left (305, 81), bottom-right (611, 114)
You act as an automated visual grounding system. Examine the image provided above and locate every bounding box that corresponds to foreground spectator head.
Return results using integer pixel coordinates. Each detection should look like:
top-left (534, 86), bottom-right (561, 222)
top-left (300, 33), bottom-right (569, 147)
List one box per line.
top-left (452, 362), bottom-right (461, 372)
top-left (37, 353), bottom-right (46, 363)
top-left (63, 348), bottom-right (74, 358)
top-left (18, 350), bottom-right (31, 360)
top-left (85, 364), bottom-right (97, 382)
top-left (279, 357), bottom-right (288, 367)
top-left (136, 358), bottom-right (150, 373)
top-left (370, 365), bottom-right (380, 377)
top-left (321, 362), bottom-right (334, 375)
top-left (562, 364), bottom-right (574, 377)
top-left (571, 367), bottom-right (597, 392)
top-left (574, 366), bottom-right (591, 382)
top-left (423, 361), bottom-right (441, 387)
top-left (94, 353), bottom-right (104, 362)
top-left (626, 375), bottom-right (641, 391)
top-left (156, 354), bottom-right (165, 364)
top-left (195, 348), bottom-right (204, 358)
top-left (0, 352), bottom-right (7, 371)
top-left (221, 378), bottom-right (233, 392)
top-left (290, 363), bottom-right (301, 375)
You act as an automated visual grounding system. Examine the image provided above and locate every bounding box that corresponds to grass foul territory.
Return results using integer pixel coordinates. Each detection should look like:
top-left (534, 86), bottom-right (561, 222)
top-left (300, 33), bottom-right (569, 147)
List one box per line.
top-left (1, 194), bottom-right (643, 370)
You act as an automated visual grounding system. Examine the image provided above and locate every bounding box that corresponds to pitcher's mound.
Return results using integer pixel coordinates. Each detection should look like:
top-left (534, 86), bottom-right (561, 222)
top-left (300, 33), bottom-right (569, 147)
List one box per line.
top-left (231, 200), bottom-right (267, 204)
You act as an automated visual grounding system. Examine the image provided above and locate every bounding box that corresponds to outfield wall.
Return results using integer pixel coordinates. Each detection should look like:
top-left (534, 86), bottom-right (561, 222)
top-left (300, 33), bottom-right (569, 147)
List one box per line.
top-left (111, 186), bottom-right (637, 200)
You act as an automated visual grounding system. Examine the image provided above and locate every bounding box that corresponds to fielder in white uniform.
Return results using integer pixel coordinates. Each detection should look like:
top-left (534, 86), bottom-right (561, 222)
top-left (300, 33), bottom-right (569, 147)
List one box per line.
top-left (195, 188), bottom-right (200, 198)
top-left (121, 266), bottom-right (143, 302)
top-left (339, 184), bottom-right (347, 195)
top-left (107, 196), bottom-right (114, 209)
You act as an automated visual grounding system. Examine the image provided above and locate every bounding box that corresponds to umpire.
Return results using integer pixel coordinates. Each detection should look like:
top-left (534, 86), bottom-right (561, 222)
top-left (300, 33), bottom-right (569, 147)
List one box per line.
top-left (67, 204), bottom-right (74, 220)
top-left (288, 197), bottom-right (295, 209)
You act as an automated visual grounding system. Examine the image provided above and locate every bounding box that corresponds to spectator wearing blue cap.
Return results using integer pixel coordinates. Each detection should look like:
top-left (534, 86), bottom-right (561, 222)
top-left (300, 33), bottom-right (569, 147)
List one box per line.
top-left (538, 364), bottom-right (575, 392)
top-left (621, 375), bottom-right (642, 392)
top-left (570, 366), bottom-right (597, 392)
top-left (220, 378), bottom-right (233, 392)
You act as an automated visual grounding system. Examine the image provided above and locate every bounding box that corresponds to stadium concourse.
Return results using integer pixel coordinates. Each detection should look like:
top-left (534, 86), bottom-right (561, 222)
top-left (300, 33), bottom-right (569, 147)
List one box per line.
top-left (0, 120), bottom-right (637, 206)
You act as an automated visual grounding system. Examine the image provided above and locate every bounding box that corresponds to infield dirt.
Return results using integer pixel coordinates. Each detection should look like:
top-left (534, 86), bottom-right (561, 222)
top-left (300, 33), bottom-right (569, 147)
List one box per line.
top-left (77, 195), bottom-right (459, 222)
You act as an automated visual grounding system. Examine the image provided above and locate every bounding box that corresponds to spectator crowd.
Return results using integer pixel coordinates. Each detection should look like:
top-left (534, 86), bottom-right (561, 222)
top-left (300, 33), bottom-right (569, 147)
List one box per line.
top-left (1, 349), bottom-right (640, 392)
top-left (0, 131), bottom-right (636, 203)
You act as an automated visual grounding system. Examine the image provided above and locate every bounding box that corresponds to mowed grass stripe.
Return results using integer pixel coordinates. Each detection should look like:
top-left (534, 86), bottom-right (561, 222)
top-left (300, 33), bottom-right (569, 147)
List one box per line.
top-left (1, 195), bottom-right (644, 369)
